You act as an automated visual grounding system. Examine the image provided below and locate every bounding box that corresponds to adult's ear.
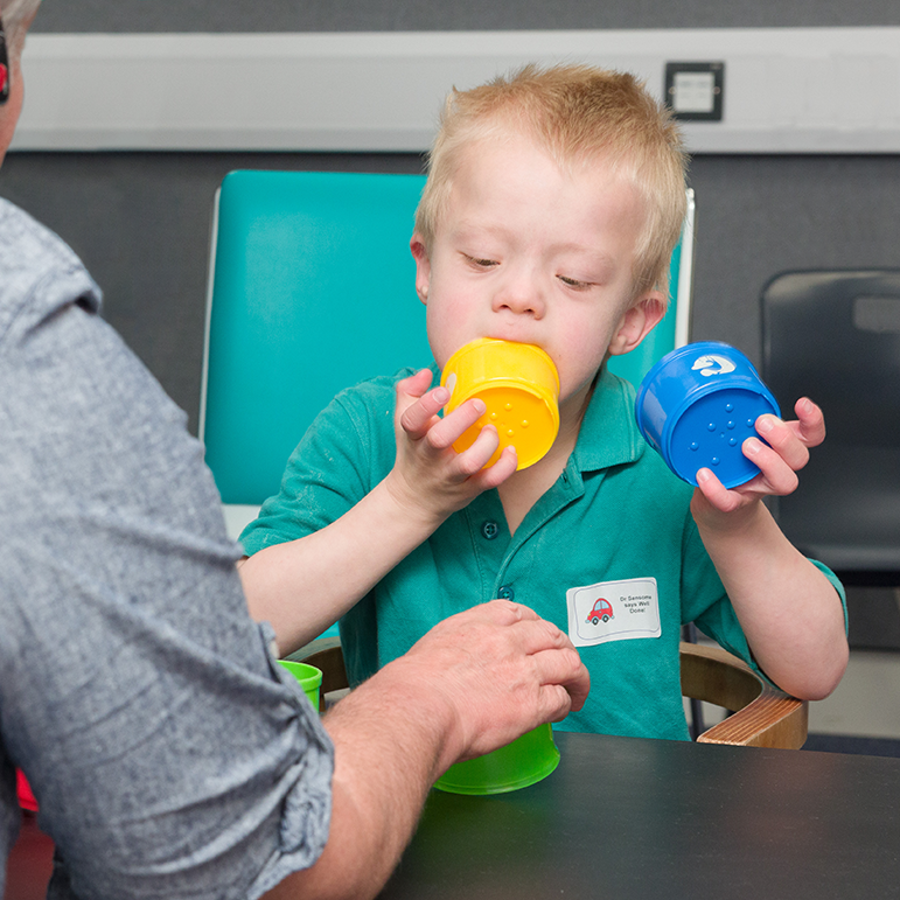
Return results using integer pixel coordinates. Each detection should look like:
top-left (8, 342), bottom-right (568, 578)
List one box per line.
top-left (409, 234), bottom-right (431, 305)
top-left (0, 13), bottom-right (9, 105)
top-left (607, 291), bottom-right (668, 357)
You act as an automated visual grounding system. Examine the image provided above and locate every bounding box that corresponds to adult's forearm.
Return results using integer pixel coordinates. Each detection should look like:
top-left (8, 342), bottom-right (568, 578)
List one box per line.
top-left (261, 599), bottom-right (590, 899)
top-left (260, 661), bottom-right (455, 900)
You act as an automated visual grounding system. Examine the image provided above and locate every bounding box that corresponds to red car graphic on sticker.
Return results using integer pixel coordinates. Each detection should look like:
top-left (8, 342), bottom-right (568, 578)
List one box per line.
top-left (586, 598), bottom-right (614, 625)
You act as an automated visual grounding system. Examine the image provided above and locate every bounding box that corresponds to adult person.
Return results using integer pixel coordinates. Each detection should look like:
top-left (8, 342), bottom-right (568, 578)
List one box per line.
top-left (0, 3), bottom-right (590, 897)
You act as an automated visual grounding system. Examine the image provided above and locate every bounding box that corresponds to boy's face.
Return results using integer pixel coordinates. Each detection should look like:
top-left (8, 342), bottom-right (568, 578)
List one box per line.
top-left (411, 129), bottom-right (665, 420)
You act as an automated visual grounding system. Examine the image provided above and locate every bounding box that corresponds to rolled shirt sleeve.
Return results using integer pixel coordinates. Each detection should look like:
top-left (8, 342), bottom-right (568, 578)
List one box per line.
top-left (0, 199), bottom-right (333, 899)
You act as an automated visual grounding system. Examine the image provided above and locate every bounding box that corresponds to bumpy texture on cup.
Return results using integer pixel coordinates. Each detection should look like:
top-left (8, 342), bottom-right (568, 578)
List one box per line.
top-left (635, 341), bottom-right (781, 488)
top-left (440, 338), bottom-right (560, 470)
top-left (433, 723), bottom-right (560, 795)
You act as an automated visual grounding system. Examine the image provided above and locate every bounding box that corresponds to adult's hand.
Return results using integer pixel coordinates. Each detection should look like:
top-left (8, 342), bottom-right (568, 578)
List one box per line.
top-left (265, 600), bottom-right (588, 900)
top-left (387, 599), bottom-right (590, 771)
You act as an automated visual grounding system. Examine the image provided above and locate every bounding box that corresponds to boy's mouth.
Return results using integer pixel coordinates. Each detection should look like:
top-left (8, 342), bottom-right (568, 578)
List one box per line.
top-left (483, 333), bottom-right (544, 351)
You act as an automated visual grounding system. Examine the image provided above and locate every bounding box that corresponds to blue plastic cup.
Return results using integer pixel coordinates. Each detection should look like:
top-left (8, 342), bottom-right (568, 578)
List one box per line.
top-left (635, 341), bottom-right (780, 488)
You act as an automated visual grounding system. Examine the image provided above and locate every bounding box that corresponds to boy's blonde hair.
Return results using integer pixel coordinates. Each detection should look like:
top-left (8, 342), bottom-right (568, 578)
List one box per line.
top-left (415, 63), bottom-right (688, 303)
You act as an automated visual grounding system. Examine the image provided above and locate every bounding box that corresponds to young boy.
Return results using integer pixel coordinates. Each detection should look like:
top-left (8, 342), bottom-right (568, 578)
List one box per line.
top-left (238, 64), bottom-right (848, 740)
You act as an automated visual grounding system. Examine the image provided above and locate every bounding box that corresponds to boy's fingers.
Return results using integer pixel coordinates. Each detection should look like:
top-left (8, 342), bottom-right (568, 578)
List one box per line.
top-left (399, 387), bottom-right (450, 438)
top-left (743, 438), bottom-right (800, 494)
top-left (396, 371), bottom-right (447, 439)
top-left (395, 368), bottom-right (434, 403)
top-left (473, 446), bottom-right (518, 489)
top-left (422, 398), bottom-right (486, 451)
top-left (755, 416), bottom-right (810, 472)
top-left (450, 419), bottom-right (502, 470)
top-left (695, 467), bottom-right (743, 512)
top-left (794, 397), bottom-right (826, 447)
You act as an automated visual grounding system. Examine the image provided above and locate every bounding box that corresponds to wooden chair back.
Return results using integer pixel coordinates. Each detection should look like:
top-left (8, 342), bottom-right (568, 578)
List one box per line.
top-left (290, 637), bottom-right (808, 748)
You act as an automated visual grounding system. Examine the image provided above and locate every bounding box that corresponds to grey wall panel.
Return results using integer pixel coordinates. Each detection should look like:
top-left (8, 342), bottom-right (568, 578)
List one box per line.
top-left (4, 150), bottom-right (898, 434)
top-left (687, 154), bottom-right (900, 369)
top-left (30, 0), bottom-right (900, 33)
top-left (0, 151), bottom-right (425, 432)
top-left (9, 0), bottom-right (900, 436)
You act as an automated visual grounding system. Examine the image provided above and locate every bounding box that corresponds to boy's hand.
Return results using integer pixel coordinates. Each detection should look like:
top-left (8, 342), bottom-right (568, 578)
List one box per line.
top-left (385, 369), bottom-right (518, 523)
top-left (691, 397), bottom-right (825, 527)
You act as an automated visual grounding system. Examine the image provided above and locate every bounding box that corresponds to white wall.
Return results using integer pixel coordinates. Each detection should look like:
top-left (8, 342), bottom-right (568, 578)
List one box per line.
top-left (13, 27), bottom-right (900, 154)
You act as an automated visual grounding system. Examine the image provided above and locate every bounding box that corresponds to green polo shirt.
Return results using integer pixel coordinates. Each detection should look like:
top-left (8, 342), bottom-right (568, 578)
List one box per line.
top-left (241, 366), bottom-right (844, 740)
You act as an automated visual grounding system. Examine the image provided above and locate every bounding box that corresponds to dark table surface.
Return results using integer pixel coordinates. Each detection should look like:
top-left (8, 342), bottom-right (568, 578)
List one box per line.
top-left (378, 731), bottom-right (900, 900)
top-left (7, 732), bottom-right (900, 900)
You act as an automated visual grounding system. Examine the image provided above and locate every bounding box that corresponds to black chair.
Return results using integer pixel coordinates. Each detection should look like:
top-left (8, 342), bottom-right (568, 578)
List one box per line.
top-left (760, 269), bottom-right (900, 584)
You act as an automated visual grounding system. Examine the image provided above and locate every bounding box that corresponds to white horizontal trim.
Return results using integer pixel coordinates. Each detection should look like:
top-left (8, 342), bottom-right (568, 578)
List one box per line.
top-left (11, 28), bottom-right (900, 154)
top-left (221, 504), bottom-right (260, 542)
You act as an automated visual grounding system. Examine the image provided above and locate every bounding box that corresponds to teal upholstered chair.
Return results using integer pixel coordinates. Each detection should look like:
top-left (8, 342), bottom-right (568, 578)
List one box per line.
top-left (201, 170), bottom-right (695, 536)
top-left (200, 170), bottom-right (432, 538)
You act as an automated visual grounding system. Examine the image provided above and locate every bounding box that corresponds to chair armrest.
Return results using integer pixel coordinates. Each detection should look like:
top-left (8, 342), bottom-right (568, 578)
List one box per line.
top-left (679, 641), bottom-right (809, 749)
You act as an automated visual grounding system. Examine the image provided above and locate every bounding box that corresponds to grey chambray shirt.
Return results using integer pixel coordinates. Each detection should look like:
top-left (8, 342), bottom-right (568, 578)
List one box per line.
top-left (0, 198), bottom-right (333, 899)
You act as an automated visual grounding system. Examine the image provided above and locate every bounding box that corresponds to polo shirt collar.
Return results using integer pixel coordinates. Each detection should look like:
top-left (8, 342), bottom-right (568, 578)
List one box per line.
top-left (570, 367), bottom-right (647, 474)
top-left (430, 360), bottom-right (647, 476)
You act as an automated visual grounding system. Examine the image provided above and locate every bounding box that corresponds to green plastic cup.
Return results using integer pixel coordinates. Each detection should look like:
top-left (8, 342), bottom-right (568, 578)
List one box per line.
top-left (278, 659), bottom-right (323, 710)
top-left (433, 724), bottom-right (560, 795)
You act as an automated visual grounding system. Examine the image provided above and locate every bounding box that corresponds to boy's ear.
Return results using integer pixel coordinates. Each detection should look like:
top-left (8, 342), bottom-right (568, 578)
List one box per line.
top-left (607, 291), bottom-right (668, 357)
top-left (410, 234), bottom-right (431, 306)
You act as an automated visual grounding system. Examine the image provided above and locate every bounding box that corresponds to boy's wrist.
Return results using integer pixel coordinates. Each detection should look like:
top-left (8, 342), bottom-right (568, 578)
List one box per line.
top-left (380, 469), bottom-right (452, 533)
top-left (690, 481), bottom-right (765, 535)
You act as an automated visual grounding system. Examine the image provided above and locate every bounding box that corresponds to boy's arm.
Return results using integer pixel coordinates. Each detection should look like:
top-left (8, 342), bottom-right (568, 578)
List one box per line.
top-left (690, 398), bottom-right (849, 701)
top-left (240, 369), bottom-right (518, 656)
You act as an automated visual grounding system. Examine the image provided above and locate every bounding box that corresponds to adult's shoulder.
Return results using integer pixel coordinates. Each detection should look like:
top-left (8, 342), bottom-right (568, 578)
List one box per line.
top-left (0, 198), bottom-right (101, 341)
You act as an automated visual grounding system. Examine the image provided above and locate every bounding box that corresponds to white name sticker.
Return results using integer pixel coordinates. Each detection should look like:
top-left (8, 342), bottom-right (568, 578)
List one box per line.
top-left (566, 577), bottom-right (661, 647)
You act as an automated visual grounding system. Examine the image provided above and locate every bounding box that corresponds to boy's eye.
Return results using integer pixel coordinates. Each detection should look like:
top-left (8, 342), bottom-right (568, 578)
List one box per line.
top-left (463, 254), bottom-right (498, 269)
top-left (558, 275), bottom-right (593, 290)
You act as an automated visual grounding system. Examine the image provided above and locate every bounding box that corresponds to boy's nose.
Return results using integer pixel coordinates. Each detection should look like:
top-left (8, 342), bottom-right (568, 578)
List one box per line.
top-left (492, 275), bottom-right (545, 317)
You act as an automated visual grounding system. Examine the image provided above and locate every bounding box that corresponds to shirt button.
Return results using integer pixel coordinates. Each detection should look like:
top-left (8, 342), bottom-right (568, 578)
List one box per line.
top-left (481, 520), bottom-right (499, 540)
top-left (497, 585), bottom-right (515, 601)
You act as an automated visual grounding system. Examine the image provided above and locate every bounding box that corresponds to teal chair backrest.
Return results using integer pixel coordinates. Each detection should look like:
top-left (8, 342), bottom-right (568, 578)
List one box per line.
top-left (201, 171), bottom-right (694, 507)
top-left (201, 170), bottom-right (432, 505)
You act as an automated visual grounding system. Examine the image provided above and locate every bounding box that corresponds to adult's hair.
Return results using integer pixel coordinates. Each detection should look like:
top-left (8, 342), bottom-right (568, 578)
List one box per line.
top-left (1, 0), bottom-right (41, 56)
top-left (414, 63), bottom-right (689, 302)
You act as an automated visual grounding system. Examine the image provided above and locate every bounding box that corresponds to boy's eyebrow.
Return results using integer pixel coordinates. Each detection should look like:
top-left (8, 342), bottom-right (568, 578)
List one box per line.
top-left (546, 247), bottom-right (623, 284)
top-left (449, 219), bottom-right (507, 241)
top-left (449, 221), bottom-right (625, 280)
top-left (452, 221), bottom-right (614, 258)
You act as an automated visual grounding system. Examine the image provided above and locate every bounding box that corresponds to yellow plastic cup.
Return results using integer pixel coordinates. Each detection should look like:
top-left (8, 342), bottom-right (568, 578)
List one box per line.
top-left (278, 659), bottom-right (323, 710)
top-left (440, 338), bottom-right (560, 470)
top-left (433, 724), bottom-right (560, 795)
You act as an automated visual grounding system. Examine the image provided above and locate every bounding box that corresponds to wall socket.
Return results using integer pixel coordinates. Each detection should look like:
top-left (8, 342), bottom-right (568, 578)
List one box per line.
top-left (665, 61), bottom-right (725, 121)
